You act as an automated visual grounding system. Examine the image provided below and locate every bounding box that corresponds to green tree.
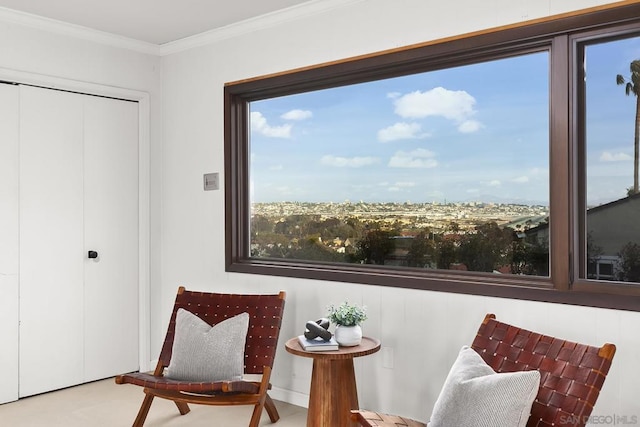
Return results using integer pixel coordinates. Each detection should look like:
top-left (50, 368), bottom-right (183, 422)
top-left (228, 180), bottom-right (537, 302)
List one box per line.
top-left (436, 236), bottom-right (457, 270)
top-left (617, 59), bottom-right (640, 194)
top-left (457, 222), bottom-right (513, 272)
top-left (406, 230), bottom-right (435, 268)
top-left (586, 231), bottom-right (603, 266)
top-left (274, 214), bottom-right (317, 237)
top-left (345, 217), bottom-right (365, 236)
top-left (289, 235), bottom-right (346, 263)
top-left (251, 232), bottom-right (291, 258)
top-left (617, 242), bottom-right (640, 282)
top-left (509, 238), bottom-right (529, 274)
top-left (511, 237), bottom-right (549, 276)
top-left (355, 228), bottom-right (396, 265)
top-left (251, 215), bottom-right (274, 235)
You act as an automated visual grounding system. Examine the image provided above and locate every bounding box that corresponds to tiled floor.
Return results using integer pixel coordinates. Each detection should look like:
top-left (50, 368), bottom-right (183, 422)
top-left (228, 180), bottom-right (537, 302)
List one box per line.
top-left (0, 378), bottom-right (308, 426)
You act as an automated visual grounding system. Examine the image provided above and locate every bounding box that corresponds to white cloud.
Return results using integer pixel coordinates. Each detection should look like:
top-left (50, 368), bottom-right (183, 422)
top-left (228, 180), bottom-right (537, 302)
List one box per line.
top-left (275, 186), bottom-right (294, 195)
top-left (393, 87), bottom-right (480, 129)
top-left (385, 181), bottom-right (416, 192)
top-left (251, 111), bottom-right (292, 138)
top-left (269, 165), bottom-right (283, 171)
top-left (281, 109), bottom-right (313, 120)
top-left (388, 148), bottom-right (438, 168)
top-left (488, 180), bottom-right (501, 187)
top-left (513, 176), bottom-right (529, 183)
top-left (377, 122), bottom-right (430, 142)
top-left (458, 120), bottom-right (483, 133)
top-left (600, 151), bottom-right (632, 162)
top-left (321, 155), bottom-right (380, 168)
top-left (529, 167), bottom-right (548, 176)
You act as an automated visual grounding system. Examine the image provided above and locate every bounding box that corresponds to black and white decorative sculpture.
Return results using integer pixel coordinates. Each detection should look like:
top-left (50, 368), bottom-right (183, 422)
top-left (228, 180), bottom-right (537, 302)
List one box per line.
top-left (303, 317), bottom-right (332, 341)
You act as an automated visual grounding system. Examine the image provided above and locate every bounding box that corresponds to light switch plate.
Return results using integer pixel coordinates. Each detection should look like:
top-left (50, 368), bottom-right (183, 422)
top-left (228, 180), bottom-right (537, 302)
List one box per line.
top-left (203, 172), bottom-right (219, 191)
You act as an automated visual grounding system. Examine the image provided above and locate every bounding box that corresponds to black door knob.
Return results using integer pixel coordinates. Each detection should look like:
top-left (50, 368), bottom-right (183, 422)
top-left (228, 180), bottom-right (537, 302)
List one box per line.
top-left (88, 251), bottom-right (98, 259)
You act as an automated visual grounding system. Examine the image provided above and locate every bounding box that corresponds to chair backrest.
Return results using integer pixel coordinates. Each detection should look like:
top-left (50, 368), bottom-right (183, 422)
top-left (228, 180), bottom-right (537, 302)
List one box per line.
top-left (158, 287), bottom-right (286, 375)
top-left (471, 314), bottom-right (615, 427)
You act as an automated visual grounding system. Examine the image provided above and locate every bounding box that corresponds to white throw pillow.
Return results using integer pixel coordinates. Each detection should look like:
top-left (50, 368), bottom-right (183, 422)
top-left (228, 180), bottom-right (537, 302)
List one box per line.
top-left (429, 345), bottom-right (540, 427)
top-left (165, 308), bottom-right (249, 382)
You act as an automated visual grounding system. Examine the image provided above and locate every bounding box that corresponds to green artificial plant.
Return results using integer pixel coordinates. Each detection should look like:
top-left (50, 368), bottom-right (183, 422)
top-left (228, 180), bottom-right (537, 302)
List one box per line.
top-left (327, 301), bottom-right (368, 326)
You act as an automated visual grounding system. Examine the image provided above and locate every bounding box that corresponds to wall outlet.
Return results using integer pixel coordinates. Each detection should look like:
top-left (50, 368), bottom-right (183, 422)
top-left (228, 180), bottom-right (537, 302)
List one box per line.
top-left (381, 346), bottom-right (394, 369)
top-left (203, 172), bottom-right (219, 191)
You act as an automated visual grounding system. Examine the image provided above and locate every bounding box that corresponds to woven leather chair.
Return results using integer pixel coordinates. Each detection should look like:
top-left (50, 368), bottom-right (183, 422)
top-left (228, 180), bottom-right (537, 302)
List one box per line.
top-left (115, 286), bottom-right (286, 427)
top-left (351, 313), bottom-right (616, 427)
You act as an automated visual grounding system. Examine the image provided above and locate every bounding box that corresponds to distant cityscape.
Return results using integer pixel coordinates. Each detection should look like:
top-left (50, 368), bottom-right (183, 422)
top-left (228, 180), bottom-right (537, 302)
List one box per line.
top-left (250, 197), bottom-right (640, 282)
top-left (251, 201), bottom-right (549, 234)
top-left (250, 201), bottom-right (551, 276)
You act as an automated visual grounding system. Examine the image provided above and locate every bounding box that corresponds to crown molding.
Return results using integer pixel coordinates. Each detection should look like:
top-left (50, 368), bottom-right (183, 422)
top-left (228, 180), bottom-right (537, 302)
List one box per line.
top-left (0, 6), bottom-right (160, 55)
top-left (158, 0), bottom-right (367, 56)
top-left (0, 0), bottom-right (366, 57)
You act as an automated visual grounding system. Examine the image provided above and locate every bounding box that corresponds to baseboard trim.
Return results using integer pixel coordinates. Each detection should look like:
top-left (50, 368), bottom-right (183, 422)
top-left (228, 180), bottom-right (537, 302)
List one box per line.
top-left (269, 386), bottom-right (309, 409)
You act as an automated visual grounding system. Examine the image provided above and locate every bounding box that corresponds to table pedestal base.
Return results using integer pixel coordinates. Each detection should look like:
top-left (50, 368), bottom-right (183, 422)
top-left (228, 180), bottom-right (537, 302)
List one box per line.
top-left (285, 336), bottom-right (380, 427)
top-left (306, 358), bottom-right (359, 427)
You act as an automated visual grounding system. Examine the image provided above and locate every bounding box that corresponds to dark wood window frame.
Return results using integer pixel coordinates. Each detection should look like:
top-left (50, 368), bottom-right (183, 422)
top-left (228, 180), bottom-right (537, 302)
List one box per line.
top-left (225, 1), bottom-right (640, 311)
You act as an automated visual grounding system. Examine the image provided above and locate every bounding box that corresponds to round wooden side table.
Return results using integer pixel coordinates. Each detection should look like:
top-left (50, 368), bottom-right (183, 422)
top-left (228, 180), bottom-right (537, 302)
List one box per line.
top-left (285, 336), bottom-right (381, 427)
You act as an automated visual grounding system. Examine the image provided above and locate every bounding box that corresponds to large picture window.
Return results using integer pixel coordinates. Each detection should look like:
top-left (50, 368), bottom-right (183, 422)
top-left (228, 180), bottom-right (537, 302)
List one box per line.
top-left (225, 2), bottom-right (640, 311)
top-left (249, 53), bottom-right (550, 276)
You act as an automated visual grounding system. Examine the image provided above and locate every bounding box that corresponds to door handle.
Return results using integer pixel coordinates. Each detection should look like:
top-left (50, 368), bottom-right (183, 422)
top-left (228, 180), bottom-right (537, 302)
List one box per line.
top-left (88, 251), bottom-right (98, 259)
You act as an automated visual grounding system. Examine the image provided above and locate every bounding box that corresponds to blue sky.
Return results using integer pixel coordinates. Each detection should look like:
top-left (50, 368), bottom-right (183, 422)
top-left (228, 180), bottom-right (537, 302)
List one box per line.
top-left (250, 37), bottom-right (640, 206)
top-left (586, 37), bottom-right (640, 205)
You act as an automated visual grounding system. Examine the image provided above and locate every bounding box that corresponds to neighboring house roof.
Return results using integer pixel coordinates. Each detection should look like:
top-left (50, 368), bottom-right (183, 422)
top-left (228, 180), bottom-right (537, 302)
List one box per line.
top-left (526, 192), bottom-right (640, 235)
top-left (586, 192), bottom-right (640, 214)
top-left (526, 193), bottom-right (640, 258)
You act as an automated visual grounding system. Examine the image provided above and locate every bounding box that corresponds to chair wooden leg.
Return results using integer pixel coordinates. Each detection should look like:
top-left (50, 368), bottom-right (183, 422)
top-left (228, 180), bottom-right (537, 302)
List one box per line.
top-left (248, 365), bottom-right (278, 427)
top-left (132, 393), bottom-right (155, 427)
top-left (249, 401), bottom-right (265, 427)
top-left (264, 393), bottom-right (280, 423)
top-left (175, 401), bottom-right (190, 415)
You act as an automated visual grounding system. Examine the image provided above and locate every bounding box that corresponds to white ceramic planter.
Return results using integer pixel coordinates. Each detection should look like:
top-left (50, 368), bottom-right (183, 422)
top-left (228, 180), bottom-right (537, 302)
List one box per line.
top-left (334, 324), bottom-right (362, 347)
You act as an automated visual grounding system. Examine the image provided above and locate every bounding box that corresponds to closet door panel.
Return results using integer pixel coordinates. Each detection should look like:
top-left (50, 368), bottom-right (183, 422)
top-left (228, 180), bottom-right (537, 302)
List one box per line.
top-left (19, 86), bottom-right (85, 397)
top-left (0, 84), bottom-right (19, 404)
top-left (83, 96), bottom-right (139, 381)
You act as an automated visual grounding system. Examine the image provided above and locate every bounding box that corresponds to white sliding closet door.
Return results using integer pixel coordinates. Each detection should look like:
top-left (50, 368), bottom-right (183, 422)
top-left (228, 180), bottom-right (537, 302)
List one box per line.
top-left (0, 83), bottom-right (20, 404)
top-left (19, 85), bottom-right (139, 397)
top-left (19, 87), bottom-right (85, 397)
top-left (83, 95), bottom-right (139, 382)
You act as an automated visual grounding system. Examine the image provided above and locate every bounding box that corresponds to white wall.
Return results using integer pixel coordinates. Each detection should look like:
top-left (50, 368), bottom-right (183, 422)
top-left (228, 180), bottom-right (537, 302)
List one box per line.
top-left (160, 0), bottom-right (640, 422)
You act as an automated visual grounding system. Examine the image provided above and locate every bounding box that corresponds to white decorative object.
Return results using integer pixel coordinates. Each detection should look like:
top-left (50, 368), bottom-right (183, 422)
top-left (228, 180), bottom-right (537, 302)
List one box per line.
top-left (327, 301), bottom-right (367, 347)
top-left (334, 324), bottom-right (362, 347)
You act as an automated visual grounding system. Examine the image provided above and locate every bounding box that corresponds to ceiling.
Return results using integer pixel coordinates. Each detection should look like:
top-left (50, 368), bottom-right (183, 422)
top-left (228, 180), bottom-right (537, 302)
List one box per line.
top-left (0, 0), bottom-right (315, 45)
